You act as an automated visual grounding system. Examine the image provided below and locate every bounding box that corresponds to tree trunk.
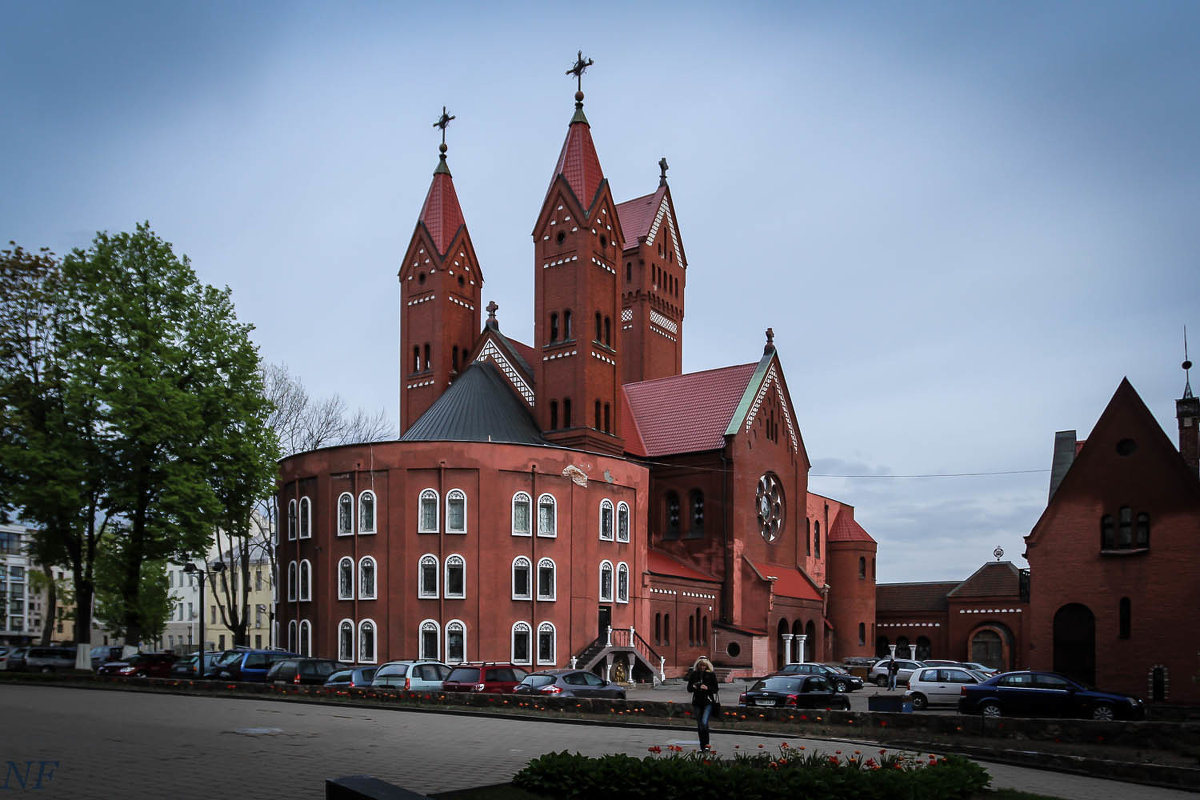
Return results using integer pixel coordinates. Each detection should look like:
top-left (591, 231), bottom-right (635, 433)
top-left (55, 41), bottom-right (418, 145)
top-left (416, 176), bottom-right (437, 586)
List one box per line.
top-left (39, 563), bottom-right (56, 646)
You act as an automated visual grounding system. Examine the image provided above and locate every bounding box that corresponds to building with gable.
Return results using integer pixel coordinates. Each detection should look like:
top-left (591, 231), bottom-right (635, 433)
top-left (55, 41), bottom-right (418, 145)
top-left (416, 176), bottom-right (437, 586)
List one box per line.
top-left (276, 68), bottom-right (878, 680)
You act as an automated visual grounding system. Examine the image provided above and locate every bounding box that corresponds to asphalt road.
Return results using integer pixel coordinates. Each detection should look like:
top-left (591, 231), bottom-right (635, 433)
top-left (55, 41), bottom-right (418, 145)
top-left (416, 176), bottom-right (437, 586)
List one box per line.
top-left (1, 683), bottom-right (1191, 800)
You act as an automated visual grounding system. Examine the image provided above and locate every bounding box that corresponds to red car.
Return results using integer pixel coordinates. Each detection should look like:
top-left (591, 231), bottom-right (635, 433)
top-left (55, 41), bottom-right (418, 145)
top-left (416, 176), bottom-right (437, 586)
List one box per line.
top-left (97, 652), bottom-right (178, 678)
top-left (440, 663), bottom-right (529, 694)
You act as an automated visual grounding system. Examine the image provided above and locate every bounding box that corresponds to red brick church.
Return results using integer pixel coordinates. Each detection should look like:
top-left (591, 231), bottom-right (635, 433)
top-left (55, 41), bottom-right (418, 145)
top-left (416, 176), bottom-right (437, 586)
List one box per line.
top-left (276, 58), bottom-right (878, 680)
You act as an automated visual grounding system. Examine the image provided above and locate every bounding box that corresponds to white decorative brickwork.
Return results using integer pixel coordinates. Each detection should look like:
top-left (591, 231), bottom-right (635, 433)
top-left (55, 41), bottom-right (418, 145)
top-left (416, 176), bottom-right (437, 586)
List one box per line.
top-left (650, 311), bottom-right (677, 334)
top-left (407, 295), bottom-right (435, 307)
top-left (744, 363), bottom-right (800, 452)
top-left (542, 350), bottom-right (578, 362)
top-left (621, 309), bottom-right (633, 322)
top-left (476, 341), bottom-right (535, 405)
top-left (591, 350), bottom-right (616, 366)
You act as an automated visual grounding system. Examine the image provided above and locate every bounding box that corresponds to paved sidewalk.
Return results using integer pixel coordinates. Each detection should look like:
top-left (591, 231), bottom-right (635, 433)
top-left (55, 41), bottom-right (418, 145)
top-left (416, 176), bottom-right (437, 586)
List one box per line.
top-left (1, 684), bottom-right (1194, 799)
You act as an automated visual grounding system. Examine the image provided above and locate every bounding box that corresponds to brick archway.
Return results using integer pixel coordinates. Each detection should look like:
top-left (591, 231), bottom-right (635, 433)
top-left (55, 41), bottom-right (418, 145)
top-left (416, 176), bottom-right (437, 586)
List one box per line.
top-left (967, 622), bottom-right (1014, 671)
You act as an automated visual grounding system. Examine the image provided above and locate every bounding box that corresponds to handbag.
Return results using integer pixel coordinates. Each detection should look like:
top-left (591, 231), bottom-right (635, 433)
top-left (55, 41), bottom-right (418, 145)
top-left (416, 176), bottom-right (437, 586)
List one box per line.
top-left (711, 688), bottom-right (722, 715)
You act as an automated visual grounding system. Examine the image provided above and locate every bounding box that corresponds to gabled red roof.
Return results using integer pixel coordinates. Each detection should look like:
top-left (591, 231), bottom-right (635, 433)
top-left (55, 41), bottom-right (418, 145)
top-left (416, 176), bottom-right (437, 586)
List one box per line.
top-left (418, 168), bottom-right (465, 256)
top-left (616, 187), bottom-right (665, 249)
top-left (828, 510), bottom-right (876, 544)
top-left (646, 550), bottom-right (719, 583)
top-left (947, 561), bottom-right (1021, 599)
top-left (750, 561), bottom-right (822, 602)
top-left (623, 363), bottom-right (758, 456)
top-left (549, 119), bottom-right (604, 212)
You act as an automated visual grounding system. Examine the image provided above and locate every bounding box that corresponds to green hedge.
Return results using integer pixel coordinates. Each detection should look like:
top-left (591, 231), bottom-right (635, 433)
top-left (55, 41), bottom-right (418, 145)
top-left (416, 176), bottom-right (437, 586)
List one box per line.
top-left (513, 745), bottom-right (990, 800)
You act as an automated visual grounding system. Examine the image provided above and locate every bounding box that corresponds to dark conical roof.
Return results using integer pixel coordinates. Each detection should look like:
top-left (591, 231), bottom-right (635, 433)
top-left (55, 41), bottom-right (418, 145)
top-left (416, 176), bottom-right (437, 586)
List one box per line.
top-left (400, 361), bottom-right (547, 445)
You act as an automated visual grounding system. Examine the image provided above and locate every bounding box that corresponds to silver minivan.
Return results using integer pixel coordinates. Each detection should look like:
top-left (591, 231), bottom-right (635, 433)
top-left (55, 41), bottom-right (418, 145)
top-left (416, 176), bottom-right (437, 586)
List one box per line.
top-left (25, 646), bottom-right (78, 672)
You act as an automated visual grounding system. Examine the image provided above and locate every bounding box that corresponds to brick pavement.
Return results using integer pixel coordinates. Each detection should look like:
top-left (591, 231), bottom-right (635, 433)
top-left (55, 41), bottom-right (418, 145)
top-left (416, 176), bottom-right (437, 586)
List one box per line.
top-left (1, 684), bottom-right (1193, 800)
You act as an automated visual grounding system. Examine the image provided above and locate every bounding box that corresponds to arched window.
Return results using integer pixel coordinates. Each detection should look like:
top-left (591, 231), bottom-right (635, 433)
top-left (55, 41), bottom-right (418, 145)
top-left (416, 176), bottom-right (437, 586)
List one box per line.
top-left (338, 558), bottom-right (354, 600)
top-left (616, 563), bottom-right (629, 603)
top-left (299, 620), bottom-right (311, 656)
top-left (550, 312), bottom-right (559, 342)
top-left (1100, 514), bottom-right (1115, 549)
top-left (299, 560), bottom-right (312, 601)
top-left (512, 492), bottom-right (532, 536)
top-left (298, 497), bottom-right (311, 539)
top-left (287, 620), bottom-right (297, 652)
top-left (338, 620), bottom-right (354, 662)
top-left (445, 554), bottom-right (465, 599)
top-left (512, 556), bottom-right (532, 600)
top-left (358, 620), bottom-right (376, 663)
top-left (549, 400), bottom-right (559, 430)
top-left (604, 402), bottom-right (611, 433)
top-left (537, 494), bottom-right (557, 537)
top-left (446, 620), bottom-right (466, 664)
top-left (665, 492), bottom-right (681, 539)
top-left (599, 499), bottom-right (614, 541)
top-left (418, 489), bottom-right (439, 533)
top-left (616, 502), bottom-right (630, 542)
top-left (814, 520), bottom-right (821, 557)
top-left (537, 622), bottom-right (556, 665)
top-left (595, 311), bottom-right (602, 342)
top-left (419, 619), bottom-right (439, 660)
top-left (337, 493), bottom-right (354, 535)
top-left (1118, 506), bottom-right (1133, 547)
top-left (688, 490), bottom-right (704, 535)
top-left (604, 316), bottom-right (611, 346)
top-left (413, 345), bottom-right (421, 373)
top-left (858, 622), bottom-right (866, 646)
top-left (359, 491), bottom-right (376, 534)
top-left (446, 489), bottom-right (466, 534)
top-left (594, 400), bottom-right (601, 430)
top-left (287, 499), bottom-right (297, 541)
top-left (563, 310), bottom-right (572, 340)
top-left (663, 613), bottom-right (671, 645)
top-left (858, 557), bottom-right (867, 579)
top-left (689, 615), bottom-right (696, 646)
top-left (655, 613), bottom-right (662, 645)
top-left (419, 555), bottom-right (438, 598)
top-left (287, 561), bottom-right (297, 601)
top-left (1135, 512), bottom-right (1150, 548)
top-left (512, 622), bottom-right (532, 665)
top-left (359, 557), bottom-right (376, 600)
top-left (537, 558), bottom-right (556, 601)
top-left (1119, 597), bottom-right (1131, 639)
top-left (599, 561), bottom-right (614, 602)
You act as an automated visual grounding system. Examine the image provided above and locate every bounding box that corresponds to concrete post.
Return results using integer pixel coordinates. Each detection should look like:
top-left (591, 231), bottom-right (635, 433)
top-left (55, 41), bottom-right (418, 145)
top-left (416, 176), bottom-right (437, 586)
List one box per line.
top-left (888, 643), bottom-right (897, 659)
top-left (570, 656), bottom-right (577, 668)
top-left (659, 656), bottom-right (665, 682)
top-left (908, 644), bottom-right (917, 661)
top-left (797, 634), bottom-right (807, 664)
top-left (782, 633), bottom-right (794, 664)
top-left (606, 625), bottom-right (613, 647)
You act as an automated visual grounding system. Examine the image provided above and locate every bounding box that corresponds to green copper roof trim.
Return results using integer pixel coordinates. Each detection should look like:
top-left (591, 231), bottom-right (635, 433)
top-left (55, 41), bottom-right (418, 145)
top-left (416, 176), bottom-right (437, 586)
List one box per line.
top-left (724, 350), bottom-right (775, 438)
top-left (434, 155), bottom-right (451, 175)
top-left (571, 106), bottom-right (589, 125)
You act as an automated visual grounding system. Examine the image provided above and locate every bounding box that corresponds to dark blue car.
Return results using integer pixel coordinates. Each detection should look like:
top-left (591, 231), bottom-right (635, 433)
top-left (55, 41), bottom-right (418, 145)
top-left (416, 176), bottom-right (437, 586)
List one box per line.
top-left (958, 670), bottom-right (1145, 721)
top-left (206, 649), bottom-right (300, 682)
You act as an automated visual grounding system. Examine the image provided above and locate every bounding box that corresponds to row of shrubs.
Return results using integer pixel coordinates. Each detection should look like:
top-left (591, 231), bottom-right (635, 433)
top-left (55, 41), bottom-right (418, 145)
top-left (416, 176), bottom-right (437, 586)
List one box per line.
top-left (513, 744), bottom-right (990, 800)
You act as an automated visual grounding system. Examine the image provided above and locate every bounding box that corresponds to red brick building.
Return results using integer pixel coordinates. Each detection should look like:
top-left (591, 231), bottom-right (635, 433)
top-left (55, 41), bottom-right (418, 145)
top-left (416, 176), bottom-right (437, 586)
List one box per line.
top-left (276, 74), bottom-right (878, 680)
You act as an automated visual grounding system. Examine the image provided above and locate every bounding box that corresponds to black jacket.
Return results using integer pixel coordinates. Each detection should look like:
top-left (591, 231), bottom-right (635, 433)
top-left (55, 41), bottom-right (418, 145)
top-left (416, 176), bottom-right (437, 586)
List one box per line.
top-left (686, 668), bottom-right (719, 708)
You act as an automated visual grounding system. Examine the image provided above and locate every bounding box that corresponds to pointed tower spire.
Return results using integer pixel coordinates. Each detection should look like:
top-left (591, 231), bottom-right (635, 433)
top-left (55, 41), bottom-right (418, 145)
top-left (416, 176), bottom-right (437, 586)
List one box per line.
top-left (1183, 326), bottom-right (1193, 400)
top-left (1178, 325), bottom-right (1199, 476)
top-left (418, 107), bottom-right (465, 256)
top-left (544, 51), bottom-right (604, 212)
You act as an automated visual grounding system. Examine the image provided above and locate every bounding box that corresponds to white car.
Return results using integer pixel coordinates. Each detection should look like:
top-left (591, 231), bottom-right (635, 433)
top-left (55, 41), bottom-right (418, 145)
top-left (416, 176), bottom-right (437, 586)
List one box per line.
top-left (904, 666), bottom-right (989, 710)
top-left (868, 658), bottom-right (926, 687)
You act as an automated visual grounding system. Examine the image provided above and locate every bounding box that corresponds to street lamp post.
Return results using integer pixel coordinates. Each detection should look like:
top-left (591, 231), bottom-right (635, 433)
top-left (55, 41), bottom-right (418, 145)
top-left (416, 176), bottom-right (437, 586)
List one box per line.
top-left (183, 561), bottom-right (225, 676)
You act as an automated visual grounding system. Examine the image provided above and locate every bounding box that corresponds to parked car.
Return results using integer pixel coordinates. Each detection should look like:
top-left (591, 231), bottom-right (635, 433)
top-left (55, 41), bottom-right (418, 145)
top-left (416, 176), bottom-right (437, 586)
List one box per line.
top-left (97, 652), bottom-right (177, 678)
top-left (0, 646), bottom-right (28, 671)
top-left (90, 645), bottom-right (124, 670)
top-left (371, 660), bottom-right (451, 692)
top-left (207, 649), bottom-right (299, 682)
top-left (959, 661), bottom-right (1000, 676)
top-left (24, 646), bottom-right (77, 672)
top-left (441, 663), bottom-right (529, 694)
top-left (513, 669), bottom-right (626, 699)
top-left (868, 658), bottom-right (926, 687)
top-left (921, 659), bottom-right (962, 667)
top-left (325, 666), bottom-right (378, 688)
top-left (266, 658), bottom-right (346, 686)
top-left (904, 666), bottom-right (989, 710)
top-left (958, 670), bottom-right (1146, 721)
top-left (738, 675), bottom-right (850, 710)
top-left (170, 652), bottom-right (224, 678)
top-left (772, 663), bottom-right (863, 693)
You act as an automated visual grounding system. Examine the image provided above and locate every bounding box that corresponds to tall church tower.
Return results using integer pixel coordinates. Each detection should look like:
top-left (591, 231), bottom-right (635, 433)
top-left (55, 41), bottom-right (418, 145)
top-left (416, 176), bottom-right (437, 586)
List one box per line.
top-left (617, 161), bottom-right (687, 384)
top-left (533, 54), bottom-right (625, 455)
top-left (398, 110), bottom-right (483, 434)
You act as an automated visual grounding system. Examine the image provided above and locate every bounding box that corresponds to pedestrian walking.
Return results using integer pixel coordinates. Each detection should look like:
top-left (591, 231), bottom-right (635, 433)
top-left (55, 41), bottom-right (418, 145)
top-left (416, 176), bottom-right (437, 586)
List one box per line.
top-left (685, 656), bottom-right (720, 750)
top-left (887, 657), bottom-right (900, 690)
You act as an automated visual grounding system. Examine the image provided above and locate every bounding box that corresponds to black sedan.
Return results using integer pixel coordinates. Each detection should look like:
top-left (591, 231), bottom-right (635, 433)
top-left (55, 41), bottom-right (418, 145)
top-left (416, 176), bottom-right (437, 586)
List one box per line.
top-left (512, 669), bottom-right (626, 699)
top-left (772, 662), bottom-right (864, 692)
top-left (958, 670), bottom-right (1145, 721)
top-left (738, 675), bottom-right (850, 710)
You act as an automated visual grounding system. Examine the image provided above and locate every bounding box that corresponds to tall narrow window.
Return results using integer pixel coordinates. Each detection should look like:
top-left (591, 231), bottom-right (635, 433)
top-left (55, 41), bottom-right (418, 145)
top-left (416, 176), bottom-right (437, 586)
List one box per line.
top-left (688, 490), bottom-right (704, 536)
top-left (512, 622), bottom-right (532, 665)
top-left (616, 563), bottom-right (629, 603)
top-left (537, 558), bottom-right (556, 600)
top-left (604, 316), bottom-right (611, 346)
top-left (1118, 506), bottom-right (1133, 547)
top-left (1100, 514), bottom-right (1115, 549)
top-left (420, 620), bottom-right (439, 660)
top-left (599, 561), bottom-right (614, 602)
top-left (549, 400), bottom-right (559, 430)
top-left (858, 557), bottom-right (867, 579)
top-left (858, 622), bottom-right (866, 646)
top-left (595, 312), bottom-right (602, 342)
top-left (287, 561), bottom-right (297, 601)
top-left (603, 402), bottom-right (610, 433)
top-left (563, 398), bottom-right (572, 427)
top-left (512, 556), bottom-right (532, 600)
top-left (445, 555), bottom-right (465, 599)
top-left (814, 521), bottom-right (821, 557)
top-left (299, 560), bottom-right (312, 601)
top-left (537, 494), bottom-right (557, 537)
top-left (359, 491), bottom-right (376, 534)
top-left (288, 620), bottom-right (297, 652)
top-left (413, 346), bottom-right (421, 373)
top-left (299, 620), bottom-right (311, 656)
top-left (665, 492), bottom-right (681, 539)
top-left (339, 620), bottom-right (354, 662)
top-left (1135, 512), bottom-right (1150, 548)
top-left (423, 343), bottom-right (431, 370)
top-left (616, 502), bottom-right (630, 542)
top-left (358, 620), bottom-right (376, 663)
top-left (418, 489), bottom-right (439, 532)
top-left (512, 492), bottom-right (532, 536)
top-left (299, 497), bottom-right (311, 539)
top-left (550, 312), bottom-right (559, 342)
top-left (663, 613), bottom-right (671, 645)
top-left (537, 622), bottom-right (556, 665)
top-left (1119, 597), bottom-right (1131, 639)
top-left (337, 493), bottom-right (353, 535)
top-left (563, 310), bottom-right (572, 340)
top-left (287, 499), bottom-right (297, 541)
top-left (419, 555), bottom-right (438, 598)
top-left (446, 489), bottom-right (466, 534)
top-left (446, 620), bottom-right (466, 664)
top-left (359, 557), bottom-right (376, 600)
top-left (594, 400), bottom-right (601, 430)
top-left (599, 499), bottom-right (614, 541)
top-left (338, 557), bottom-right (354, 600)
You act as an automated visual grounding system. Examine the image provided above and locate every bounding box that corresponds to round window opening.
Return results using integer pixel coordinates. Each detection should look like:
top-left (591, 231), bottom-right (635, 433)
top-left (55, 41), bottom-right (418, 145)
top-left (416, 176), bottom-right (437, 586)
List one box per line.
top-left (725, 642), bottom-right (741, 658)
top-left (1116, 438), bottom-right (1137, 456)
top-left (756, 472), bottom-right (786, 542)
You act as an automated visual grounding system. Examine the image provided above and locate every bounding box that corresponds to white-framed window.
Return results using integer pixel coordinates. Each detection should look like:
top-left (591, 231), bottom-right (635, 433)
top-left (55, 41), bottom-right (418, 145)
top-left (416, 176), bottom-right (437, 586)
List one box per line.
top-left (512, 492), bottom-right (532, 536)
top-left (299, 497), bottom-right (312, 539)
top-left (338, 619), bottom-right (354, 662)
top-left (446, 489), bottom-right (466, 534)
top-left (359, 490), bottom-right (377, 534)
top-left (445, 554), bottom-right (465, 599)
top-left (419, 554), bottom-right (438, 598)
top-left (299, 620), bottom-right (312, 656)
top-left (359, 557), bottom-right (377, 600)
top-left (287, 620), bottom-right (297, 652)
top-left (338, 557), bottom-right (354, 600)
top-left (537, 494), bottom-right (557, 537)
top-left (337, 492), bottom-right (354, 536)
top-left (511, 621), bottom-right (532, 665)
top-left (287, 499), bottom-right (297, 541)
top-left (419, 619), bottom-right (440, 660)
top-left (617, 501), bottom-right (630, 543)
top-left (537, 622), bottom-right (556, 665)
top-left (287, 561), bottom-right (297, 601)
top-left (537, 558), bottom-right (556, 601)
top-left (617, 562), bottom-right (629, 603)
top-left (599, 560), bottom-right (614, 602)
top-left (512, 556), bottom-right (532, 600)
top-left (446, 619), bottom-right (466, 664)
top-left (299, 559), bottom-right (312, 602)
top-left (418, 489), bottom-right (439, 532)
top-left (599, 499), bottom-right (614, 541)
top-left (358, 619), bottom-right (377, 663)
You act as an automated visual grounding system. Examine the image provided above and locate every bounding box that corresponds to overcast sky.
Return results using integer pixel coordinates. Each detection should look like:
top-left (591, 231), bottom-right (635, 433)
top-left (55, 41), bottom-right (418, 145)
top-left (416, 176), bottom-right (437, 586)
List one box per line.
top-left (5, 1), bottom-right (1197, 584)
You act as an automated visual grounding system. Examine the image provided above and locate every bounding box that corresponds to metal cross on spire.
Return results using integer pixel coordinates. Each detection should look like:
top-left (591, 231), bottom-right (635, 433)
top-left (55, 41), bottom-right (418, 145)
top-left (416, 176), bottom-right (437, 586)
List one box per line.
top-left (658, 157), bottom-right (669, 186)
top-left (433, 106), bottom-right (455, 146)
top-left (1184, 325), bottom-right (1194, 399)
top-left (566, 50), bottom-right (594, 92)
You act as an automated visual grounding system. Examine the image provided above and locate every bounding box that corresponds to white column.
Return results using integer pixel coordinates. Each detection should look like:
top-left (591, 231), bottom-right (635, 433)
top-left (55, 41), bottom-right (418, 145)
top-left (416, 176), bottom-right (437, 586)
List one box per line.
top-left (605, 660), bottom-right (612, 682)
top-left (888, 643), bottom-right (897, 659)
top-left (796, 634), bottom-right (807, 664)
top-left (782, 633), bottom-right (794, 664)
top-left (606, 625), bottom-right (613, 647)
top-left (658, 656), bottom-right (665, 683)
top-left (570, 655), bottom-right (578, 668)
top-left (908, 644), bottom-right (917, 661)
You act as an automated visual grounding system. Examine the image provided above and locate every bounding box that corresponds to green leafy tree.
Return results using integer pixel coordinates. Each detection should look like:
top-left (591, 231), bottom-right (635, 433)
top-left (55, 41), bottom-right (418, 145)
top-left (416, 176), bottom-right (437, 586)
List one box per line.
top-left (93, 536), bottom-right (174, 642)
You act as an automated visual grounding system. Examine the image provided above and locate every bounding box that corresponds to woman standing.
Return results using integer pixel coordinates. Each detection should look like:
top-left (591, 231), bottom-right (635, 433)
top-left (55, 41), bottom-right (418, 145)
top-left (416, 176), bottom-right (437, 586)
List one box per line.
top-left (685, 656), bottom-right (719, 750)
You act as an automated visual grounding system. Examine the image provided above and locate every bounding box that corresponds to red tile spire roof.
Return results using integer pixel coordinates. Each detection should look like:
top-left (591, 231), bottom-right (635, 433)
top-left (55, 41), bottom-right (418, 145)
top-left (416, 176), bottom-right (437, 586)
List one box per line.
top-left (828, 509), bottom-right (876, 544)
top-left (418, 148), bottom-right (466, 256)
top-left (615, 186), bottom-right (666, 249)
top-left (624, 363), bottom-right (759, 456)
top-left (546, 93), bottom-right (605, 212)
